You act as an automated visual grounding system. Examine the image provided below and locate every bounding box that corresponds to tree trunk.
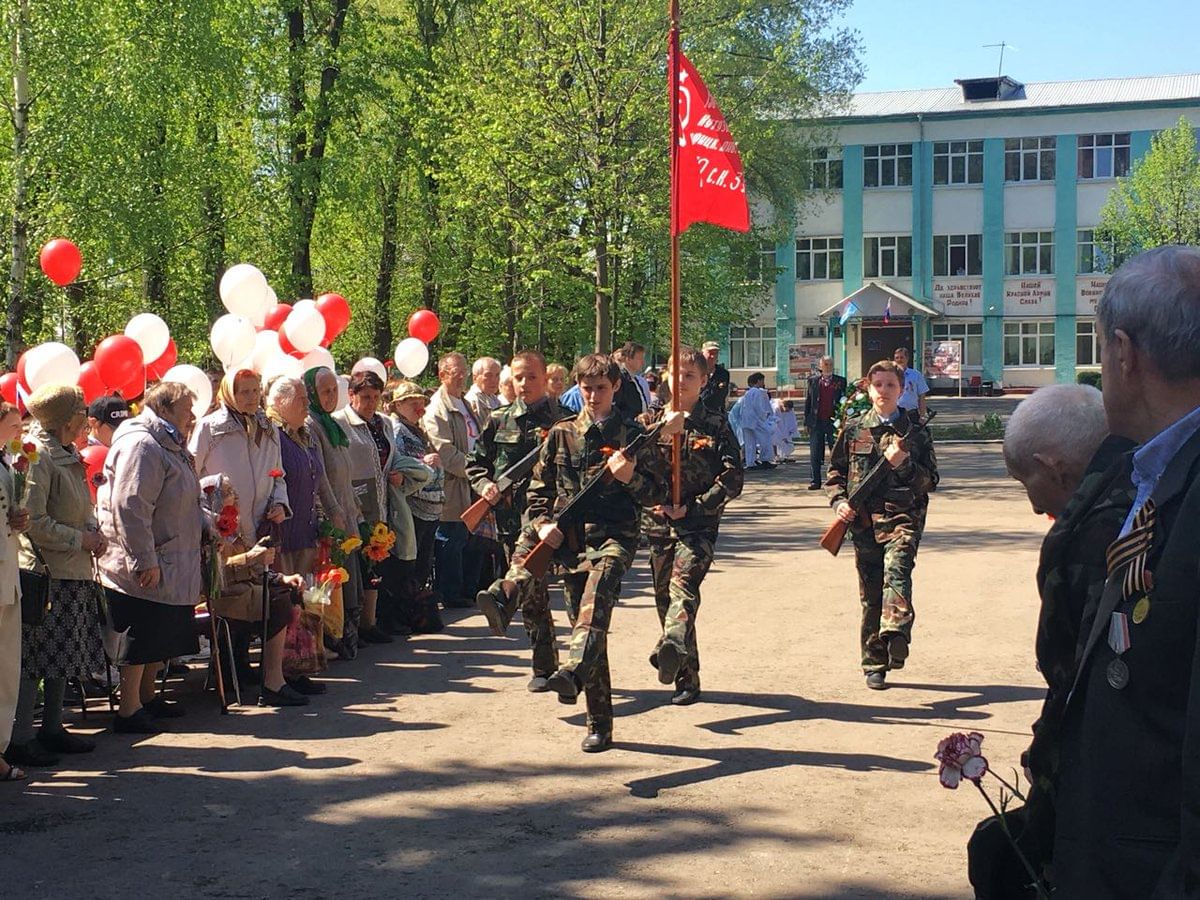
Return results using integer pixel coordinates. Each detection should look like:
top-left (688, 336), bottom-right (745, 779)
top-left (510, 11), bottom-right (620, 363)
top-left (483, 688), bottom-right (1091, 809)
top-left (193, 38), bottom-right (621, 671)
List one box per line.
top-left (6, 0), bottom-right (31, 366)
top-left (373, 160), bottom-right (402, 358)
top-left (593, 220), bottom-right (610, 353)
top-left (503, 224), bottom-right (517, 355)
top-left (143, 121), bottom-right (168, 310)
top-left (199, 117), bottom-right (226, 321)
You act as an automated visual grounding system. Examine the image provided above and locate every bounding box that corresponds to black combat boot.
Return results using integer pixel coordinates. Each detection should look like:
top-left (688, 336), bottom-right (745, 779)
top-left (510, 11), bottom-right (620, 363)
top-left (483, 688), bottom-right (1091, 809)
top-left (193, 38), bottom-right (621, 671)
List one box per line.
top-left (546, 668), bottom-right (580, 704)
top-left (475, 581), bottom-right (515, 636)
top-left (581, 724), bottom-right (613, 753)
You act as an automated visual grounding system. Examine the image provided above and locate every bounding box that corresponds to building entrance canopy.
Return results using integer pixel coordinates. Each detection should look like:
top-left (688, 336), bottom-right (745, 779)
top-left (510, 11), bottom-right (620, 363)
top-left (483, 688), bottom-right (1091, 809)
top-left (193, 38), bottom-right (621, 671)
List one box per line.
top-left (818, 282), bottom-right (940, 322)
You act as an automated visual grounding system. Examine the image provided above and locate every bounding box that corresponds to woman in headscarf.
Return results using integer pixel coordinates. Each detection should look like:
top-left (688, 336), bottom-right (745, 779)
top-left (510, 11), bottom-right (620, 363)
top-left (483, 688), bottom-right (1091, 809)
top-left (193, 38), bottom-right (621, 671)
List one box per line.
top-left (303, 366), bottom-right (363, 658)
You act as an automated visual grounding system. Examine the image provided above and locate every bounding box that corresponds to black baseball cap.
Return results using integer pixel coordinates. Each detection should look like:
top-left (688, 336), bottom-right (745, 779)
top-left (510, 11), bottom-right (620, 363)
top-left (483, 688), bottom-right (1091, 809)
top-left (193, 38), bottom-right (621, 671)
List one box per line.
top-left (88, 395), bottom-right (131, 429)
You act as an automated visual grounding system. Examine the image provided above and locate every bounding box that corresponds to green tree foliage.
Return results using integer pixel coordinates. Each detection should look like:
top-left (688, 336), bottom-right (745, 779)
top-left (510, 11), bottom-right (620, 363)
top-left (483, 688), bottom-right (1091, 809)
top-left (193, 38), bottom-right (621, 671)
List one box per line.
top-left (1097, 117), bottom-right (1200, 269)
top-left (0, 0), bottom-right (860, 371)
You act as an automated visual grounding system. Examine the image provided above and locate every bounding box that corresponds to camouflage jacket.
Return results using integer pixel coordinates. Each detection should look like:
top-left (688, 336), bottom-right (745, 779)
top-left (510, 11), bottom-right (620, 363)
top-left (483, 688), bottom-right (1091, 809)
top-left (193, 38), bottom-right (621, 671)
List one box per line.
top-left (466, 396), bottom-right (569, 537)
top-left (527, 410), bottom-right (669, 547)
top-left (825, 407), bottom-right (938, 542)
top-left (637, 403), bottom-right (744, 538)
top-left (1026, 435), bottom-right (1135, 795)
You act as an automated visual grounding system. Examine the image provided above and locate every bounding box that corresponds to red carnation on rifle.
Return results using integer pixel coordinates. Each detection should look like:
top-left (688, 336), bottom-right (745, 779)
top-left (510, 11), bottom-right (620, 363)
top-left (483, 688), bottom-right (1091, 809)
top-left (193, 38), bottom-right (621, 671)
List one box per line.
top-left (268, 468), bottom-right (284, 479)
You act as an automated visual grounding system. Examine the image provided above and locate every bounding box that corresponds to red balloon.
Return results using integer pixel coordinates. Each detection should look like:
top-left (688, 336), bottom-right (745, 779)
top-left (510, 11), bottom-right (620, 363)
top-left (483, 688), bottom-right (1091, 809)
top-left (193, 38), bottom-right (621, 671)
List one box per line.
top-left (316, 293), bottom-right (351, 343)
top-left (0, 372), bottom-right (18, 405)
top-left (77, 361), bottom-right (109, 404)
top-left (39, 239), bottom-right (83, 287)
top-left (94, 335), bottom-right (144, 391)
top-left (278, 329), bottom-right (299, 356)
top-left (116, 368), bottom-right (145, 402)
top-left (80, 443), bottom-right (109, 502)
top-left (264, 303), bottom-right (293, 332)
top-left (15, 351), bottom-right (29, 391)
top-left (145, 338), bottom-right (177, 381)
top-left (408, 309), bottom-right (440, 343)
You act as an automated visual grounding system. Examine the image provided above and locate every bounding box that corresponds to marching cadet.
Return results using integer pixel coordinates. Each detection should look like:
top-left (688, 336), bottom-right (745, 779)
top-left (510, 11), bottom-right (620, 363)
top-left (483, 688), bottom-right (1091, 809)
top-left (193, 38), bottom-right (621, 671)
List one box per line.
top-left (468, 351), bottom-right (568, 692)
top-left (478, 354), bottom-right (677, 752)
top-left (826, 359), bottom-right (937, 690)
top-left (639, 345), bottom-right (743, 705)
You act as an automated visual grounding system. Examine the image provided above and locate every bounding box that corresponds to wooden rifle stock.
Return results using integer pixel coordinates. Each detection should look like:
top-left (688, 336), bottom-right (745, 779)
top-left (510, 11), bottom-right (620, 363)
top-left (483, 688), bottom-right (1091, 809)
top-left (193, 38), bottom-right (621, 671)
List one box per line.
top-left (820, 516), bottom-right (850, 556)
top-left (522, 538), bottom-right (555, 580)
top-left (460, 496), bottom-right (492, 533)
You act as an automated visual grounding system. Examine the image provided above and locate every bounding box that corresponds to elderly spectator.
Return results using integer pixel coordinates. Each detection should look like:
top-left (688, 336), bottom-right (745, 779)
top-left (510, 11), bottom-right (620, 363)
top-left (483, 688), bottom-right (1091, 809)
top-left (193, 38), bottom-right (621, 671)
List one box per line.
top-left (304, 366), bottom-right (362, 658)
top-left (465, 356), bottom-right (502, 421)
top-left (424, 352), bottom-right (483, 607)
top-left (6, 386), bottom-right (106, 767)
top-left (612, 341), bottom-right (649, 418)
top-left (892, 347), bottom-right (929, 418)
top-left (1051, 245), bottom-right (1200, 897)
top-left (97, 382), bottom-right (203, 735)
top-left (545, 363), bottom-right (569, 403)
top-left (86, 395), bottom-right (131, 448)
top-left (392, 382), bottom-right (445, 632)
top-left (0, 402), bottom-right (29, 781)
top-left (498, 365), bottom-right (516, 406)
top-left (804, 356), bottom-right (847, 489)
top-left (699, 341), bottom-right (731, 415)
top-left (970, 384), bottom-right (1133, 895)
top-left (335, 370), bottom-right (399, 644)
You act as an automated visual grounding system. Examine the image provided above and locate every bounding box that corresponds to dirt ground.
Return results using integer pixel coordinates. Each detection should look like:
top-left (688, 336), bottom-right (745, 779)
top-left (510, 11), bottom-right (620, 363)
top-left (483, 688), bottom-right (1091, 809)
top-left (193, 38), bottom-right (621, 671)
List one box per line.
top-left (1, 444), bottom-right (1049, 899)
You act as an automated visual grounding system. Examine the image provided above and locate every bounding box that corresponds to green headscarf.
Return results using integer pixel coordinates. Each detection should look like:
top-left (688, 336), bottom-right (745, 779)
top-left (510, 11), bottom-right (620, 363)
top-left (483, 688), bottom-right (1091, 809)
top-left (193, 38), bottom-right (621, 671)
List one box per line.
top-left (304, 366), bottom-right (350, 449)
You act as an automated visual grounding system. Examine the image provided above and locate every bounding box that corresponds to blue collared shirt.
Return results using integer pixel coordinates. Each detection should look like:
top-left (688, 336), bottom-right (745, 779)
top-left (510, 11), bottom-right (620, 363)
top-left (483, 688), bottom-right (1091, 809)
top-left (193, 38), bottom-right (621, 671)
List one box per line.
top-left (898, 367), bottom-right (929, 411)
top-left (1119, 404), bottom-right (1200, 537)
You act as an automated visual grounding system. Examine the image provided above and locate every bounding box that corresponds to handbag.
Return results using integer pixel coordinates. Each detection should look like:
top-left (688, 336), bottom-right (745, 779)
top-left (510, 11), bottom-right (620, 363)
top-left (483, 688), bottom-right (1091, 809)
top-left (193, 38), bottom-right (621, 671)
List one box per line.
top-left (19, 543), bottom-right (50, 626)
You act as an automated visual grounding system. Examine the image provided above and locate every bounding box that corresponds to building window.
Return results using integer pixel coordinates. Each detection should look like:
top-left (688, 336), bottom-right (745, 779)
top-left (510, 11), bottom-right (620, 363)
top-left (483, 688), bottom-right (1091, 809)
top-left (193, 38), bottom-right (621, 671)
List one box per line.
top-left (1005, 231), bottom-right (1054, 275)
top-left (1076, 320), bottom-right (1099, 366)
top-left (933, 140), bottom-right (984, 185)
top-left (1077, 229), bottom-right (1119, 274)
top-left (863, 143), bottom-right (913, 188)
top-left (746, 241), bottom-right (777, 284)
top-left (933, 233), bottom-right (983, 276)
top-left (729, 325), bottom-right (777, 369)
top-left (1004, 136), bottom-right (1056, 182)
top-left (1003, 321), bottom-right (1056, 366)
top-left (796, 237), bottom-right (843, 281)
top-left (802, 324), bottom-right (827, 339)
top-left (808, 147), bottom-right (843, 189)
top-left (931, 321), bottom-right (984, 367)
top-left (1078, 133), bottom-right (1131, 180)
top-left (864, 235), bottom-right (913, 278)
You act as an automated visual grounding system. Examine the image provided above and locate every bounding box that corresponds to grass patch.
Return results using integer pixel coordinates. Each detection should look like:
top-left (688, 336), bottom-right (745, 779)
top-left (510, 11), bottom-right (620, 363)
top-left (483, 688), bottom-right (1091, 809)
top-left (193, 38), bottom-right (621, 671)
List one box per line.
top-left (932, 413), bottom-right (1005, 441)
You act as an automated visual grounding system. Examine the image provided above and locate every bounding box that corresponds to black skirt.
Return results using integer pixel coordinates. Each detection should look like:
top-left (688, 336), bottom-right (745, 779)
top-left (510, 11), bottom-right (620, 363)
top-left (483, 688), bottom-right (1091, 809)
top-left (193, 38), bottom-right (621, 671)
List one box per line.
top-left (104, 588), bottom-right (198, 666)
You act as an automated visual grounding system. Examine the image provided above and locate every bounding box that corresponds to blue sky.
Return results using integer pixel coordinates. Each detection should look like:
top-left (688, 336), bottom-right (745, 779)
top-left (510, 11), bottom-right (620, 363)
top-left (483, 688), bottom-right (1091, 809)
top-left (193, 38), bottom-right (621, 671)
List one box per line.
top-left (840, 0), bottom-right (1200, 92)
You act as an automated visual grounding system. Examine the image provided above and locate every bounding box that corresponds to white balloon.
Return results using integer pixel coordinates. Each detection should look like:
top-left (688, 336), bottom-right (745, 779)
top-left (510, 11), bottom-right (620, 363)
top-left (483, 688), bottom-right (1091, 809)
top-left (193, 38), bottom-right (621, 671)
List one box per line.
top-left (250, 330), bottom-right (283, 374)
top-left (24, 342), bottom-right (81, 392)
top-left (161, 364), bottom-right (214, 421)
top-left (292, 298), bottom-right (317, 314)
top-left (210, 314), bottom-right (256, 369)
top-left (266, 285), bottom-right (278, 306)
top-left (283, 305), bottom-right (326, 354)
top-left (262, 351), bottom-right (304, 384)
top-left (301, 347), bottom-right (336, 373)
top-left (124, 313), bottom-right (170, 362)
top-left (218, 264), bottom-right (270, 325)
top-left (335, 375), bottom-right (350, 412)
top-left (351, 356), bottom-right (387, 383)
top-left (394, 338), bottom-right (429, 378)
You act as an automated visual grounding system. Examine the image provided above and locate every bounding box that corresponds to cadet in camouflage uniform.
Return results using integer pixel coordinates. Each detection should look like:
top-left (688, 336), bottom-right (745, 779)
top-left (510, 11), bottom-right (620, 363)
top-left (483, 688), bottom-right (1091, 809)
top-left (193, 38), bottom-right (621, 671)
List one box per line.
top-left (482, 354), bottom-right (674, 752)
top-left (639, 346), bottom-right (743, 705)
top-left (826, 359), bottom-right (938, 690)
top-left (468, 351), bottom-right (569, 692)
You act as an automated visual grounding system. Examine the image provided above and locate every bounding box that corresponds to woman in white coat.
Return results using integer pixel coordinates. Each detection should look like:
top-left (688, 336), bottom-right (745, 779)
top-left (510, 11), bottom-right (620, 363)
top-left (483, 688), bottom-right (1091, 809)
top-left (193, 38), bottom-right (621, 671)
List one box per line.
top-left (0, 402), bottom-right (30, 782)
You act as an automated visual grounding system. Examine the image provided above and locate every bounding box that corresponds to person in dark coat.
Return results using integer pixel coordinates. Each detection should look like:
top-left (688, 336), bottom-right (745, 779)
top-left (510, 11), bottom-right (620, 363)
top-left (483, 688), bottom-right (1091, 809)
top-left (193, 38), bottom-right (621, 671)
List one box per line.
top-left (803, 355), bottom-right (846, 489)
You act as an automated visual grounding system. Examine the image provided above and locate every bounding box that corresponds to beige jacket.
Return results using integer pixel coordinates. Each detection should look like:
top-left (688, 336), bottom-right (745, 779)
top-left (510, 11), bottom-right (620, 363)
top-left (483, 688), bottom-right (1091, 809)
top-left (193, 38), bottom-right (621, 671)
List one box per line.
top-left (422, 386), bottom-right (479, 521)
top-left (0, 462), bottom-right (20, 606)
top-left (19, 425), bottom-right (98, 582)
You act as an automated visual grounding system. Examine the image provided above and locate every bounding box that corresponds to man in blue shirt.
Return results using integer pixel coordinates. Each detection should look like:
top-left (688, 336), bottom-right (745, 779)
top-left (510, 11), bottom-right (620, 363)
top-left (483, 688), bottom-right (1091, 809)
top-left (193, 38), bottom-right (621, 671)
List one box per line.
top-left (892, 347), bottom-right (928, 417)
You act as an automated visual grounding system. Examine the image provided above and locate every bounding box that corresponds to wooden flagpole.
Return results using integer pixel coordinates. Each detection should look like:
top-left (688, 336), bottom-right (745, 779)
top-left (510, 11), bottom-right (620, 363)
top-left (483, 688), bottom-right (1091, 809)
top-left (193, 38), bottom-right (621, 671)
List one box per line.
top-left (668, 0), bottom-right (682, 508)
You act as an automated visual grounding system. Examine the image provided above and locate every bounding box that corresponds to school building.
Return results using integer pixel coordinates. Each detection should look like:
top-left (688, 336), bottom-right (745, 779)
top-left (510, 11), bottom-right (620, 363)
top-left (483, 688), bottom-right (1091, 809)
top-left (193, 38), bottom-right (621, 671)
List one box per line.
top-left (726, 73), bottom-right (1200, 390)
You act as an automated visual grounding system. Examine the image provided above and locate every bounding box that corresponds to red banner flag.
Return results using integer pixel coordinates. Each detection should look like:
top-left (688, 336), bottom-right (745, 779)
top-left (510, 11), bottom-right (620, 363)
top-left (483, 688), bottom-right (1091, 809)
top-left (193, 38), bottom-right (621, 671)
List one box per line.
top-left (670, 42), bottom-right (750, 236)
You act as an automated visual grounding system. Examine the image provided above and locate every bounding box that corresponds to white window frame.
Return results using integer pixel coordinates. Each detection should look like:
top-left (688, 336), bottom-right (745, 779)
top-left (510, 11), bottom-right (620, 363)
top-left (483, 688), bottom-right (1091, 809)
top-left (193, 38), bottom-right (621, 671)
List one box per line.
top-left (795, 237), bottom-right (843, 282)
top-left (933, 233), bottom-right (983, 276)
top-left (933, 140), bottom-right (984, 185)
top-left (801, 324), bottom-right (828, 340)
top-left (729, 325), bottom-right (777, 369)
top-left (1078, 133), bottom-right (1131, 180)
top-left (864, 235), bottom-right (913, 279)
top-left (931, 321), bottom-right (984, 368)
top-left (1005, 231), bottom-right (1055, 275)
top-left (1076, 319), bottom-right (1100, 366)
top-left (747, 241), bottom-right (777, 284)
top-left (808, 147), bottom-right (843, 190)
top-left (1004, 136), bottom-right (1057, 182)
top-left (863, 143), bottom-right (913, 188)
top-left (1003, 320), bottom-right (1056, 367)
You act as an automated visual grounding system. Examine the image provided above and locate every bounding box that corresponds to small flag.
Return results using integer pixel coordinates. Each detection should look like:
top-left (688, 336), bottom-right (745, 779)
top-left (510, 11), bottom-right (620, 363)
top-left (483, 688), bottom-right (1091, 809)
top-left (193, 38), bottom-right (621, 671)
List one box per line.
top-left (884, 296), bottom-right (892, 324)
top-left (839, 300), bottom-right (860, 326)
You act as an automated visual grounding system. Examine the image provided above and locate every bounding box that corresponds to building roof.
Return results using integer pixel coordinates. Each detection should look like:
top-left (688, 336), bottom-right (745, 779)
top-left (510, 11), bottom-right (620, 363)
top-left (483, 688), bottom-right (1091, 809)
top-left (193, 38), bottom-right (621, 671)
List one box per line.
top-left (819, 283), bottom-right (941, 319)
top-left (840, 73), bottom-right (1200, 120)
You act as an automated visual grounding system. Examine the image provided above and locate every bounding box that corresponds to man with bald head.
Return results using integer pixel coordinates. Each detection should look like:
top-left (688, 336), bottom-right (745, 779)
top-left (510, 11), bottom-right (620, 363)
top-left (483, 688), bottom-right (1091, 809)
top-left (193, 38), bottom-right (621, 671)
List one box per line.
top-left (1049, 245), bottom-right (1200, 897)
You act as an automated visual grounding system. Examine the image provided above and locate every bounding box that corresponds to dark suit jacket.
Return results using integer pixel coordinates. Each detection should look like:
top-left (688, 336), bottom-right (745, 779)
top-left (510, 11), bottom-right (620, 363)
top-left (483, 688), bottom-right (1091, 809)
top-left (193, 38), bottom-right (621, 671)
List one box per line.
top-left (1053, 426), bottom-right (1200, 898)
top-left (803, 373), bottom-right (846, 429)
top-left (700, 363), bottom-right (731, 414)
top-left (614, 368), bottom-right (645, 421)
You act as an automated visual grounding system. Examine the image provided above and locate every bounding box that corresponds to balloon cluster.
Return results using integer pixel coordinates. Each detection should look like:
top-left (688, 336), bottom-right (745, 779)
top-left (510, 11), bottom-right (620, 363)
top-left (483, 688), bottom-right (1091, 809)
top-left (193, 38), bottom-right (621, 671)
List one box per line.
top-left (10, 242), bottom-right (443, 421)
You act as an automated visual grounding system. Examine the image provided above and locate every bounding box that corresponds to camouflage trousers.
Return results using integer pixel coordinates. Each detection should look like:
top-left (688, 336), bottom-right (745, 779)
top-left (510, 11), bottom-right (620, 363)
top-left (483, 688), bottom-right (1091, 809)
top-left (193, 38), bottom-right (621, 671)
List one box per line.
top-left (500, 534), bottom-right (559, 677)
top-left (852, 527), bottom-right (921, 674)
top-left (507, 528), bottom-right (634, 730)
top-left (647, 528), bottom-right (716, 690)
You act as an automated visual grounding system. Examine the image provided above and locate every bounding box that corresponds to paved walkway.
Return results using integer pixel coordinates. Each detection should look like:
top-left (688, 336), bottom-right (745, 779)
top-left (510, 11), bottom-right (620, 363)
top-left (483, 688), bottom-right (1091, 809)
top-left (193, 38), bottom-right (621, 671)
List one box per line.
top-left (2, 445), bottom-right (1049, 898)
